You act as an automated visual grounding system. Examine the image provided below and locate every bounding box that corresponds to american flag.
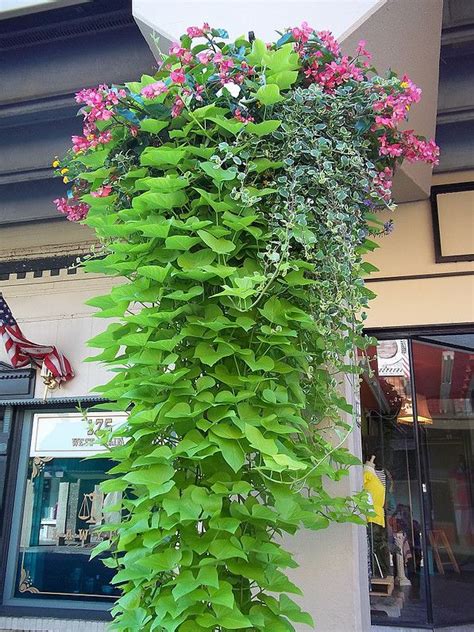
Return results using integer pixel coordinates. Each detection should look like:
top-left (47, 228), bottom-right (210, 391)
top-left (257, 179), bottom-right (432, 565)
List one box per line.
top-left (0, 294), bottom-right (74, 383)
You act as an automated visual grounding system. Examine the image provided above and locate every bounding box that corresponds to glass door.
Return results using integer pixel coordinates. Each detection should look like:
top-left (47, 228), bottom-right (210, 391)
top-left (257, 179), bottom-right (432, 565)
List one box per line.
top-left (412, 336), bottom-right (474, 626)
top-left (360, 339), bottom-right (428, 626)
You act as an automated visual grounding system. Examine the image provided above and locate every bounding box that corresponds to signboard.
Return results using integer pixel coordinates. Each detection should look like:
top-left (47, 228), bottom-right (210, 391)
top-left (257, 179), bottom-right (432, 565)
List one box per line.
top-left (376, 339), bottom-right (410, 378)
top-left (30, 412), bottom-right (128, 457)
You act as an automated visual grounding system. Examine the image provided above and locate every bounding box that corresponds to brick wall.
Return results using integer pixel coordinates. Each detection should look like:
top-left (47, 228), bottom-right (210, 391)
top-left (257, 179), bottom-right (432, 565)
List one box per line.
top-left (0, 617), bottom-right (106, 631)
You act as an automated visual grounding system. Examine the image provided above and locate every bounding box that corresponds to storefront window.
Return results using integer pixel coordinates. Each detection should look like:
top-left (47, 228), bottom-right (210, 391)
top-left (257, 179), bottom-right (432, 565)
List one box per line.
top-left (361, 339), bottom-right (428, 625)
top-left (361, 334), bottom-right (474, 628)
top-left (413, 338), bottom-right (474, 626)
top-left (3, 411), bottom-right (126, 607)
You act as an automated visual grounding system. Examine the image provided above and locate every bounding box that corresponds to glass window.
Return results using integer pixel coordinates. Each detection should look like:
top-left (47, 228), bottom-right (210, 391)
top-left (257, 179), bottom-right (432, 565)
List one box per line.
top-left (360, 339), bottom-right (428, 625)
top-left (413, 337), bottom-right (474, 626)
top-left (4, 411), bottom-right (126, 606)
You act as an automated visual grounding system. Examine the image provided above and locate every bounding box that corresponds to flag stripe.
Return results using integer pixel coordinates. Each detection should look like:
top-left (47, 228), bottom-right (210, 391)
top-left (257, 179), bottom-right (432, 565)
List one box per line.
top-left (0, 296), bottom-right (74, 383)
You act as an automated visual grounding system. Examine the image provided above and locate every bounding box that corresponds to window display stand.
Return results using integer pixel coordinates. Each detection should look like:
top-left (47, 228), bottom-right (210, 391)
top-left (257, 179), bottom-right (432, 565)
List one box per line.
top-left (394, 531), bottom-right (412, 586)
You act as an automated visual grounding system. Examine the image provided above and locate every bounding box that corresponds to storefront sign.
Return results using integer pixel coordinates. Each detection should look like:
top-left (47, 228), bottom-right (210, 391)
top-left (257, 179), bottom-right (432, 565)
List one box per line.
top-left (376, 339), bottom-right (410, 378)
top-left (31, 412), bottom-right (128, 457)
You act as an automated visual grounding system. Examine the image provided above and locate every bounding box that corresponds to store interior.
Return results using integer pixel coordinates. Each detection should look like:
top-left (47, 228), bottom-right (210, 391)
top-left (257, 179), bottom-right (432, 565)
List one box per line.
top-left (361, 334), bottom-right (474, 627)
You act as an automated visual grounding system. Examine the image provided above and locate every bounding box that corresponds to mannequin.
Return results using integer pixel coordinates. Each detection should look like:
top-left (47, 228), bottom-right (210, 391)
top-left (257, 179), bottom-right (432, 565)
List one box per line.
top-left (364, 454), bottom-right (391, 579)
top-left (364, 455), bottom-right (385, 528)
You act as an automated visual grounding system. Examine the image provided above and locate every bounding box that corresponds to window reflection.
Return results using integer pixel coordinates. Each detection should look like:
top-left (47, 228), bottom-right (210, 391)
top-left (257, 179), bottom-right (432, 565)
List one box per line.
top-left (361, 339), bottom-right (428, 625)
top-left (413, 339), bottom-right (474, 626)
top-left (16, 456), bottom-right (120, 600)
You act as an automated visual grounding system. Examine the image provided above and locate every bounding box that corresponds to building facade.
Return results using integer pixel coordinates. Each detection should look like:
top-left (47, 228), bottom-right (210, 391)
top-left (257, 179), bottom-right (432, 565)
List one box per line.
top-left (0, 1), bottom-right (472, 631)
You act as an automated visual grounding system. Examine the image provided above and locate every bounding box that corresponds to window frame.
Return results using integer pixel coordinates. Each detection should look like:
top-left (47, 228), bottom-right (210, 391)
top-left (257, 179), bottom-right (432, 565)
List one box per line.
top-left (0, 406), bottom-right (113, 621)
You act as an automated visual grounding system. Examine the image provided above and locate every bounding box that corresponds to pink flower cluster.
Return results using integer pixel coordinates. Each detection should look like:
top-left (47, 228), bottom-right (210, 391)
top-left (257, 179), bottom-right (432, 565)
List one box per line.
top-left (196, 49), bottom-right (213, 65)
top-left (356, 39), bottom-right (372, 61)
top-left (75, 85), bottom-right (121, 122)
top-left (71, 85), bottom-right (124, 153)
top-left (91, 185), bottom-right (112, 198)
top-left (305, 56), bottom-right (363, 91)
top-left (400, 130), bottom-right (440, 165)
top-left (186, 23), bottom-right (210, 38)
top-left (169, 43), bottom-right (193, 64)
top-left (316, 30), bottom-right (340, 56)
top-left (373, 167), bottom-right (393, 201)
top-left (53, 197), bottom-right (89, 222)
top-left (71, 130), bottom-right (112, 154)
top-left (170, 68), bottom-right (186, 84)
top-left (291, 21), bottom-right (313, 44)
top-left (141, 81), bottom-right (168, 99)
top-left (378, 131), bottom-right (439, 165)
top-left (171, 96), bottom-right (185, 118)
top-left (234, 108), bottom-right (254, 123)
top-left (373, 76), bottom-right (422, 128)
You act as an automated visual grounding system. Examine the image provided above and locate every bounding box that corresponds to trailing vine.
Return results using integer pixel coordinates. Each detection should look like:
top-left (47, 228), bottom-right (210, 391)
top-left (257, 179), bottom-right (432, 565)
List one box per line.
top-left (53, 23), bottom-right (438, 631)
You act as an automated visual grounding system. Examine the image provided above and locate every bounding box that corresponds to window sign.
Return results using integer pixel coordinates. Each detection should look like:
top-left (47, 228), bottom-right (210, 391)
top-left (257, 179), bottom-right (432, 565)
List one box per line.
top-left (31, 412), bottom-right (128, 457)
top-left (376, 339), bottom-right (410, 378)
top-left (8, 412), bottom-right (126, 603)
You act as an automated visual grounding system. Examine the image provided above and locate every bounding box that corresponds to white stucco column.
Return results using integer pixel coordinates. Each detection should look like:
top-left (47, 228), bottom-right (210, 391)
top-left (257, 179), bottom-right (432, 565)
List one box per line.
top-left (282, 376), bottom-right (370, 632)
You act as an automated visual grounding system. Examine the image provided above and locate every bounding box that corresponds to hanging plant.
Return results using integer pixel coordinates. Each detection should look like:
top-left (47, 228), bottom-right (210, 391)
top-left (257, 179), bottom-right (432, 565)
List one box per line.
top-left (53, 23), bottom-right (438, 631)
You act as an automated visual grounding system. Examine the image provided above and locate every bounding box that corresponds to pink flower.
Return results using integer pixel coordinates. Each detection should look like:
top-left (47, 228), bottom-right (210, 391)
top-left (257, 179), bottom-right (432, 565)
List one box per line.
top-left (234, 108), bottom-right (254, 123)
top-left (186, 23), bottom-right (210, 38)
top-left (170, 68), bottom-right (186, 84)
top-left (196, 50), bottom-right (213, 64)
top-left (378, 134), bottom-right (403, 157)
top-left (71, 135), bottom-right (90, 153)
top-left (356, 39), bottom-right (372, 60)
top-left (75, 85), bottom-right (122, 129)
top-left (169, 43), bottom-right (193, 64)
top-left (373, 167), bottom-right (393, 201)
top-left (187, 26), bottom-right (203, 38)
top-left (91, 185), bottom-right (112, 198)
top-left (171, 96), bottom-right (185, 117)
top-left (219, 58), bottom-right (234, 73)
top-left (372, 77), bottom-right (422, 129)
top-left (400, 130), bottom-right (439, 165)
top-left (141, 81), bottom-right (168, 99)
top-left (305, 55), bottom-right (363, 91)
top-left (316, 30), bottom-right (340, 56)
top-left (291, 21), bottom-right (313, 43)
top-left (54, 198), bottom-right (89, 222)
top-left (194, 84), bottom-right (205, 102)
top-left (71, 129), bottom-right (112, 154)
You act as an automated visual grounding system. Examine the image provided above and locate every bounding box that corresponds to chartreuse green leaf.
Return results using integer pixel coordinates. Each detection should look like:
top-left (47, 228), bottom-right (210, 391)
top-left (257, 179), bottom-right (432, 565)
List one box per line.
top-left (137, 263), bottom-right (171, 282)
top-left (139, 119), bottom-right (168, 134)
top-left (256, 84), bottom-right (284, 105)
top-left (199, 161), bottom-right (238, 183)
top-left (124, 464), bottom-right (175, 498)
top-left (246, 120), bottom-right (282, 137)
top-left (267, 70), bottom-right (299, 89)
top-left (140, 146), bottom-right (187, 167)
top-left (75, 148), bottom-right (109, 168)
top-left (197, 230), bottom-right (236, 254)
top-left (247, 38), bottom-right (269, 66)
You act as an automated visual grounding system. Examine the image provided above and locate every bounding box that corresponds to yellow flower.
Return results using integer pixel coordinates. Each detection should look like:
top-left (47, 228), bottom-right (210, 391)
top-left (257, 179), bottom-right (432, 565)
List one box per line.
top-left (63, 176), bottom-right (69, 184)
top-left (60, 168), bottom-right (69, 175)
top-left (52, 159), bottom-right (60, 168)
top-left (400, 81), bottom-right (409, 89)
